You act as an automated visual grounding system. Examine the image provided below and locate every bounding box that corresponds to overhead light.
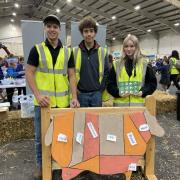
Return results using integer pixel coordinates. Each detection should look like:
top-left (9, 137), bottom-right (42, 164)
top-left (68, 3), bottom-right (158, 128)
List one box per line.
top-left (96, 22), bottom-right (99, 26)
top-left (111, 16), bottom-right (116, 20)
top-left (12, 12), bottom-right (16, 16)
top-left (10, 19), bottom-right (15, 22)
top-left (56, 8), bottom-right (60, 13)
top-left (147, 29), bottom-right (152, 32)
top-left (14, 3), bottom-right (19, 8)
top-left (67, 0), bottom-right (72, 3)
top-left (134, 5), bottom-right (141, 11)
top-left (174, 23), bottom-right (180, 27)
top-left (112, 37), bottom-right (116, 40)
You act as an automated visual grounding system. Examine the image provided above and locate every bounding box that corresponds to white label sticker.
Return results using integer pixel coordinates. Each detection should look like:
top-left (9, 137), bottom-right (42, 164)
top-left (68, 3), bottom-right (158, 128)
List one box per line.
top-left (57, 133), bottom-right (67, 142)
top-left (107, 134), bottom-right (117, 142)
top-left (128, 163), bottom-right (137, 171)
top-left (127, 132), bottom-right (137, 146)
top-left (76, 132), bottom-right (83, 144)
top-left (87, 122), bottom-right (98, 138)
top-left (139, 124), bottom-right (149, 132)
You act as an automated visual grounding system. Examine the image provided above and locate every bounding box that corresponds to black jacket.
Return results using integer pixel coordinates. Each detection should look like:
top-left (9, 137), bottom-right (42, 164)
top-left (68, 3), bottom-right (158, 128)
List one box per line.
top-left (77, 40), bottom-right (109, 92)
top-left (107, 57), bottom-right (157, 98)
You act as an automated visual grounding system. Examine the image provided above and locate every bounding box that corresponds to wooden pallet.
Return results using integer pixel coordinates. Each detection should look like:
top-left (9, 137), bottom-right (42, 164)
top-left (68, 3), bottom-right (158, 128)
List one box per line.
top-left (41, 95), bottom-right (157, 180)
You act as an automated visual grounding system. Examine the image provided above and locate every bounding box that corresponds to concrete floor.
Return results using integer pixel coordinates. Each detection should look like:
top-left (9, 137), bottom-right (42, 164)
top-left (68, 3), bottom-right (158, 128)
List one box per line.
top-left (0, 112), bottom-right (179, 180)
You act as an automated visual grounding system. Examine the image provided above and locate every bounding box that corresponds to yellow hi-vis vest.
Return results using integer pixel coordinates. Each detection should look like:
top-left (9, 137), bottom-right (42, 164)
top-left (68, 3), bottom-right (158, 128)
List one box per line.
top-left (34, 42), bottom-right (71, 107)
top-left (73, 46), bottom-right (110, 102)
top-left (170, 57), bottom-right (179, 75)
top-left (113, 59), bottom-right (148, 107)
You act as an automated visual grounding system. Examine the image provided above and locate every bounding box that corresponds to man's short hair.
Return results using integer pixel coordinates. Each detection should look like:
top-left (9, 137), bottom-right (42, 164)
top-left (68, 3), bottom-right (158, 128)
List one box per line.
top-left (43, 14), bottom-right (60, 27)
top-left (79, 16), bottom-right (98, 34)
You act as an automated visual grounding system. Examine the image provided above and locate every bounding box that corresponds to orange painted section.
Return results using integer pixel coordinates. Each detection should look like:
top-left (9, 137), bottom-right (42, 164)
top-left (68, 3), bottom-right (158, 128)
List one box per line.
top-left (100, 156), bottom-right (141, 174)
top-left (83, 113), bottom-right (100, 161)
top-left (73, 156), bottom-right (100, 173)
top-left (51, 112), bottom-right (74, 167)
top-left (124, 114), bottom-right (147, 155)
top-left (130, 112), bottom-right (151, 143)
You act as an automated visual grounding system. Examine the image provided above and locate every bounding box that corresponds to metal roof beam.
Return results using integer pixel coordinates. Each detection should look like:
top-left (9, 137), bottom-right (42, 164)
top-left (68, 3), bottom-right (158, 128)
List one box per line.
top-left (0, 0), bottom-right (33, 9)
top-left (38, 0), bottom-right (150, 39)
top-left (110, 0), bottom-right (180, 34)
top-left (165, 0), bottom-right (180, 8)
top-left (70, 0), bottom-right (149, 33)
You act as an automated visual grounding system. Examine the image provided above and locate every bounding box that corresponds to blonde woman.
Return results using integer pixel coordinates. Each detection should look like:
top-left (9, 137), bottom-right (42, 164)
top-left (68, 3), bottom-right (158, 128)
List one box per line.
top-left (107, 34), bottom-right (157, 107)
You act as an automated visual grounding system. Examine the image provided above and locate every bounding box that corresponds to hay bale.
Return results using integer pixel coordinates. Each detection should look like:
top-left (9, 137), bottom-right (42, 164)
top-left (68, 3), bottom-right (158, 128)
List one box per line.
top-left (153, 90), bottom-right (176, 114)
top-left (102, 91), bottom-right (177, 114)
top-left (0, 110), bottom-right (34, 146)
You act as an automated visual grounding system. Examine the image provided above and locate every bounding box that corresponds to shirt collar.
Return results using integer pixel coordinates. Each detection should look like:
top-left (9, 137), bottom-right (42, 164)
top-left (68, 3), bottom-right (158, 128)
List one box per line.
top-left (79, 40), bottom-right (100, 50)
top-left (45, 38), bottom-right (62, 48)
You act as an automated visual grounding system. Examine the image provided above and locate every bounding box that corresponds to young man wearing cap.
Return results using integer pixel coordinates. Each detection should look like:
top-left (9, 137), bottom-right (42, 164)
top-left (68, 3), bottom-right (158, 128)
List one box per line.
top-left (26, 15), bottom-right (79, 179)
top-left (73, 16), bottom-right (109, 107)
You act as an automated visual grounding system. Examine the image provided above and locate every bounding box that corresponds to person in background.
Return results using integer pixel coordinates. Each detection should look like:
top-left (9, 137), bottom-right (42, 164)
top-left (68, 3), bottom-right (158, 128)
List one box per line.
top-left (167, 50), bottom-right (180, 90)
top-left (0, 57), bottom-right (4, 80)
top-left (159, 58), bottom-right (170, 92)
top-left (0, 43), bottom-right (14, 103)
top-left (5, 61), bottom-right (18, 107)
top-left (16, 56), bottom-right (26, 95)
top-left (107, 34), bottom-right (157, 107)
top-left (26, 14), bottom-right (79, 179)
top-left (0, 57), bottom-right (5, 101)
top-left (6, 61), bottom-right (18, 78)
top-left (108, 54), bottom-right (113, 69)
top-left (73, 16), bottom-right (109, 107)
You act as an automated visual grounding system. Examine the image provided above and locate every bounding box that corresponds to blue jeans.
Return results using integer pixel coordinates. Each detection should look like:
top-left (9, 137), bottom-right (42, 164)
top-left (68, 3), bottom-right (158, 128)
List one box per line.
top-left (78, 91), bottom-right (102, 107)
top-left (34, 106), bottom-right (42, 168)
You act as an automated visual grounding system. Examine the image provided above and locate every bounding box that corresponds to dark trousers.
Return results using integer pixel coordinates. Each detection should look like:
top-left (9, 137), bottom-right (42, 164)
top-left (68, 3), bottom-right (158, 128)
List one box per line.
top-left (167, 74), bottom-right (180, 90)
top-left (77, 91), bottom-right (102, 107)
top-left (17, 87), bottom-right (26, 95)
top-left (6, 88), bottom-right (14, 105)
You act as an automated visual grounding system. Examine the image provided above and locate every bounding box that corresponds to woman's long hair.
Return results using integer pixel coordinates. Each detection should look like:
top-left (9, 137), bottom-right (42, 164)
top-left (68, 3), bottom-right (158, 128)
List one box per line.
top-left (171, 50), bottom-right (179, 60)
top-left (121, 34), bottom-right (143, 64)
top-left (116, 34), bottom-right (144, 77)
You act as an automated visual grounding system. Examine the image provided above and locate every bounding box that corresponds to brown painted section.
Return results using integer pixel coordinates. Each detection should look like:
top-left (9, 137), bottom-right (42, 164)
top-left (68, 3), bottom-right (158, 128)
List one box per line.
top-left (99, 113), bottom-right (124, 155)
top-left (69, 112), bottom-right (86, 167)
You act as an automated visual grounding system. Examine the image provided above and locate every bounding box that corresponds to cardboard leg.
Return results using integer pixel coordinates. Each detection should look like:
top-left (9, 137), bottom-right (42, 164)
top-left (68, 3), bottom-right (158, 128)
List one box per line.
top-left (145, 136), bottom-right (157, 180)
top-left (41, 107), bottom-right (52, 180)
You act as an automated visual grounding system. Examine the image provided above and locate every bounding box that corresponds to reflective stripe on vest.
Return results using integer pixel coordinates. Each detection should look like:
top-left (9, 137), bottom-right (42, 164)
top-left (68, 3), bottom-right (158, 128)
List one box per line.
top-left (39, 89), bottom-right (69, 97)
top-left (113, 59), bottom-right (147, 107)
top-left (37, 44), bottom-right (69, 75)
top-left (170, 57), bottom-right (179, 75)
top-left (34, 42), bottom-right (70, 107)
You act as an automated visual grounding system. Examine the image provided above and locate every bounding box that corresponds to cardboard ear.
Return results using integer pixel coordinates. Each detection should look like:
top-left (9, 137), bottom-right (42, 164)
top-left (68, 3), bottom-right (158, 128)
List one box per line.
top-left (144, 110), bottom-right (165, 137)
top-left (45, 117), bottom-right (54, 146)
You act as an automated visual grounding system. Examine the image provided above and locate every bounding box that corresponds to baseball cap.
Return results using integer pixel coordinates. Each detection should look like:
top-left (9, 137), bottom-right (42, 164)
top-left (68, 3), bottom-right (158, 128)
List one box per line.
top-left (43, 14), bottom-right (60, 26)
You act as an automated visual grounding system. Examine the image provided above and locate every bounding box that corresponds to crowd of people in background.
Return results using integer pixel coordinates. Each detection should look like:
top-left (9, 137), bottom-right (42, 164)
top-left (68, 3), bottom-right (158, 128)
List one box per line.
top-left (0, 53), bottom-right (26, 107)
top-left (148, 50), bottom-right (180, 92)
